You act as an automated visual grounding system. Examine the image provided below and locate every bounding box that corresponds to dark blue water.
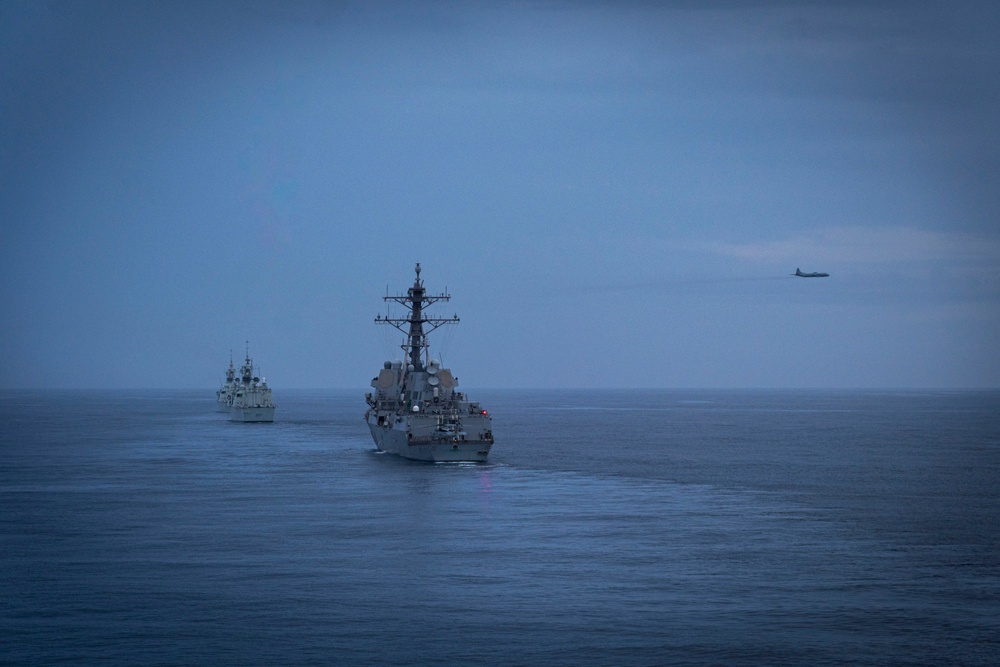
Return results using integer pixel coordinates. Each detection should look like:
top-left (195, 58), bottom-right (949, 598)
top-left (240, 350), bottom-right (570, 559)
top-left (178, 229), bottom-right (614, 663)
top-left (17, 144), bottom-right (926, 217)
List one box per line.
top-left (2, 389), bottom-right (998, 666)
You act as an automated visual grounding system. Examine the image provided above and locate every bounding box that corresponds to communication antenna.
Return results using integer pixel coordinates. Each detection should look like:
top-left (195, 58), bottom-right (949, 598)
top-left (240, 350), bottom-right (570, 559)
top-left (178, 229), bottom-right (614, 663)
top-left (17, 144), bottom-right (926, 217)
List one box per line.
top-left (374, 263), bottom-right (460, 370)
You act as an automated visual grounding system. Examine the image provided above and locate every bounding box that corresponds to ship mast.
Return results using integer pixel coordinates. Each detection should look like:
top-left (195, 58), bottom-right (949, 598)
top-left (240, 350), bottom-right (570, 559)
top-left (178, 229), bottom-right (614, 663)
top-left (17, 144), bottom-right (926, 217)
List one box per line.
top-left (375, 263), bottom-right (459, 371)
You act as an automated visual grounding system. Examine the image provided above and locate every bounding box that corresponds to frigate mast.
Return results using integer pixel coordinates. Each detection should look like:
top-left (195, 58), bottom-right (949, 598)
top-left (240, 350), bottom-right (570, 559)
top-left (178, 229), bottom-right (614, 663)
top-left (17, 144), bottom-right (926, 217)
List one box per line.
top-left (375, 263), bottom-right (459, 371)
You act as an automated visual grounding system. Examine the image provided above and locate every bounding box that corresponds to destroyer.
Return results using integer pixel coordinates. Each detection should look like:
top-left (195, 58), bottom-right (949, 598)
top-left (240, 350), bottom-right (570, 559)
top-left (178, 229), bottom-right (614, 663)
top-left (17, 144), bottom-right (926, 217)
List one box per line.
top-left (229, 344), bottom-right (276, 422)
top-left (215, 352), bottom-right (238, 412)
top-left (365, 263), bottom-right (493, 462)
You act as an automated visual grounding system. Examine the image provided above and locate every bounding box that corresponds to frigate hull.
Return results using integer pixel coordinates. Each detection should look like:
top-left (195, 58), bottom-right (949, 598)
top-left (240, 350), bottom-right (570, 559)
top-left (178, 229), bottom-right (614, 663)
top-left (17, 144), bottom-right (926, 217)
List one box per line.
top-left (367, 421), bottom-right (491, 462)
top-left (230, 406), bottom-right (275, 422)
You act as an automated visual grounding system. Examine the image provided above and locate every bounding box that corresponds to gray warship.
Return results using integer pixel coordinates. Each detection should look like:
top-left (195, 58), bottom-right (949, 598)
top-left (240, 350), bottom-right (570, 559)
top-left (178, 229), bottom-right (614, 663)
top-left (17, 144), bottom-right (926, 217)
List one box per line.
top-left (228, 345), bottom-right (276, 423)
top-left (365, 263), bottom-right (493, 462)
top-left (215, 352), bottom-right (238, 412)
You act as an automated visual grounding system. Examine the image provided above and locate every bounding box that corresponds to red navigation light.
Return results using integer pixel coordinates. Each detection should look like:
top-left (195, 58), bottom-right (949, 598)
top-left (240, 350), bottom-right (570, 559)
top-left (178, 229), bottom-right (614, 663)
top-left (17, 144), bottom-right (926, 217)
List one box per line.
top-left (481, 410), bottom-right (488, 415)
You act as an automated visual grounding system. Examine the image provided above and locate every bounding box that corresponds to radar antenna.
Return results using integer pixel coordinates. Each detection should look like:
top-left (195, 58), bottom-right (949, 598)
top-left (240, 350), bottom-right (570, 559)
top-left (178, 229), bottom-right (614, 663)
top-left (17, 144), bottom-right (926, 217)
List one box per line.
top-left (375, 263), bottom-right (459, 370)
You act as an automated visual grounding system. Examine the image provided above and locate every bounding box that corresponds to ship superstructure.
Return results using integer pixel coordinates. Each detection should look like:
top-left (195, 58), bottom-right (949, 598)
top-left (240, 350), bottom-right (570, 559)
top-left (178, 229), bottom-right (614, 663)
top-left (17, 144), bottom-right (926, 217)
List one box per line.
top-left (229, 344), bottom-right (276, 423)
top-left (365, 263), bottom-right (493, 462)
top-left (216, 352), bottom-right (238, 412)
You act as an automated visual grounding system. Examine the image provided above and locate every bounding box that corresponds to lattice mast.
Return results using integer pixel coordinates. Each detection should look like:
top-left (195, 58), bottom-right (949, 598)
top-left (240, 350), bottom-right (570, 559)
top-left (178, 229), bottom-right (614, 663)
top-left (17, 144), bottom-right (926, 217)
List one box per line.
top-left (375, 263), bottom-right (459, 371)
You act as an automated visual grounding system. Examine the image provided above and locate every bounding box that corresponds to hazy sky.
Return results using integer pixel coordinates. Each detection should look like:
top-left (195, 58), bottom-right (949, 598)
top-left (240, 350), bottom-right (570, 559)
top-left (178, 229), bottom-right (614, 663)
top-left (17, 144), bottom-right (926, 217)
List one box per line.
top-left (2, 0), bottom-right (998, 389)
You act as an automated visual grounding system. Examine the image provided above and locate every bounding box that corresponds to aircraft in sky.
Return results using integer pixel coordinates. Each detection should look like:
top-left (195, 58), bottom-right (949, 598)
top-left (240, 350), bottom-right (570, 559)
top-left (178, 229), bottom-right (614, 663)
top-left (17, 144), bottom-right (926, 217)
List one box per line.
top-left (792, 268), bottom-right (829, 278)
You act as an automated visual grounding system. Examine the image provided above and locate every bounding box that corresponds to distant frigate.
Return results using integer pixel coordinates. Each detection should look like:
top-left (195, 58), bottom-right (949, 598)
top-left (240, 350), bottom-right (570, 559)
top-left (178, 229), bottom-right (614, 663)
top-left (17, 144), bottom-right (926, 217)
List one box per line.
top-left (215, 352), bottom-right (238, 412)
top-left (792, 268), bottom-right (830, 278)
top-left (365, 263), bottom-right (493, 462)
top-left (228, 344), bottom-right (276, 422)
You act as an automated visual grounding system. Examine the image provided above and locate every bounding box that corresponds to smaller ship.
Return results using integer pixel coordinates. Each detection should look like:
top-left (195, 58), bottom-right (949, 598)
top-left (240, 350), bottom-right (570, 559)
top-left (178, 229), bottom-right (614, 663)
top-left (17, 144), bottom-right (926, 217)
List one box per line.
top-left (792, 267), bottom-right (830, 278)
top-left (215, 352), bottom-right (238, 412)
top-left (229, 344), bottom-right (276, 423)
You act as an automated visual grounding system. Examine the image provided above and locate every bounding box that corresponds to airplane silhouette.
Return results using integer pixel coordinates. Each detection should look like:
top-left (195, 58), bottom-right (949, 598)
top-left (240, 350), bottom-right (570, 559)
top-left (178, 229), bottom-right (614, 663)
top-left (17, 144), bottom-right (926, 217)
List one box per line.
top-left (793, 268), bottom-right (829, 278)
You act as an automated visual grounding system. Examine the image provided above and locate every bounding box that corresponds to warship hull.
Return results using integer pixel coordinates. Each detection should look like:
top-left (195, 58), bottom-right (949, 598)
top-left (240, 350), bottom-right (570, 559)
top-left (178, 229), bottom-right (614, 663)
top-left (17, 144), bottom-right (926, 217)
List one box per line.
top-left (230, 406), bottom-right (275, 423)
top-left (367, 422), bottom-right (491, 462)
top-left (215, 398), bottom-right (230, 412)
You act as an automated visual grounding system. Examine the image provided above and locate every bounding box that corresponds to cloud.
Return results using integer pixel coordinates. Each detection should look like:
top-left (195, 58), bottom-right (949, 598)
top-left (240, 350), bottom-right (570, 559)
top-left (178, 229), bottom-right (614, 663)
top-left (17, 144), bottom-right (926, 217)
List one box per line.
top-left (708, 226), bottom-right (1000, 265)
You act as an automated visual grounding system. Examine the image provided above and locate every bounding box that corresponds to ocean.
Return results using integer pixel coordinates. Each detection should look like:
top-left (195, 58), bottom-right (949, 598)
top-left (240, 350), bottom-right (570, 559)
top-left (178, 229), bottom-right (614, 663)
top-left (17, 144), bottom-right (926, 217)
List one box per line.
top-left (2, 389), bottom-right (998, 666)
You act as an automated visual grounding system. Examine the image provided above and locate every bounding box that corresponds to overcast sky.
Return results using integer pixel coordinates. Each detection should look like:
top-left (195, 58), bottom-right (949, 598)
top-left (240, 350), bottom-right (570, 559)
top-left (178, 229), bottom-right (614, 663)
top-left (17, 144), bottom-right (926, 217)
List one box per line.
top-left (2, 0), bottom-right (998, 389)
